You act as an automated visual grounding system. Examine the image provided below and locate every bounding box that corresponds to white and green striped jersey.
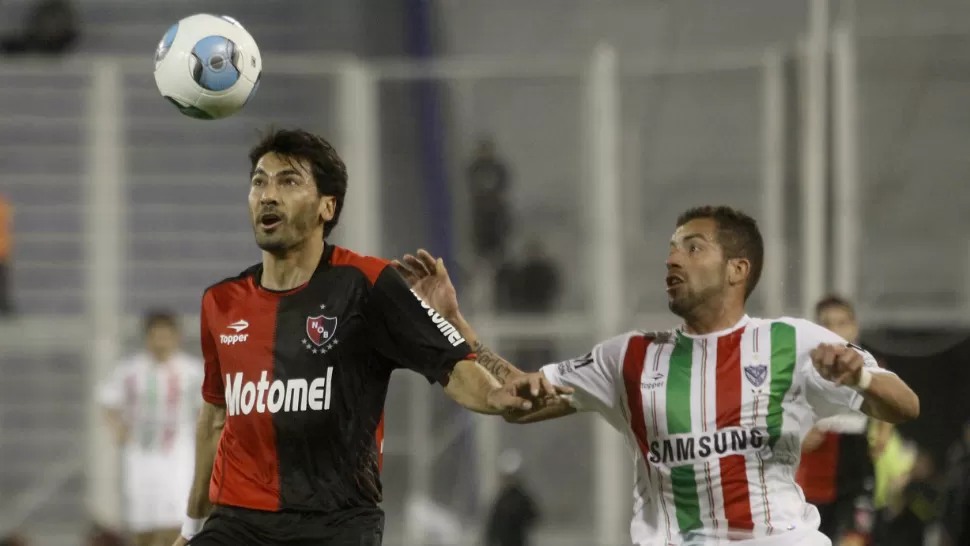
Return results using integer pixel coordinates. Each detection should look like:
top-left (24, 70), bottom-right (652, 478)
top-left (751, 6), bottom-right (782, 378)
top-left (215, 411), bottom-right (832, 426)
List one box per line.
top-left (542, 315), bottom-right (889, 546)
top-left (97, 351), bottom-right (204, 453)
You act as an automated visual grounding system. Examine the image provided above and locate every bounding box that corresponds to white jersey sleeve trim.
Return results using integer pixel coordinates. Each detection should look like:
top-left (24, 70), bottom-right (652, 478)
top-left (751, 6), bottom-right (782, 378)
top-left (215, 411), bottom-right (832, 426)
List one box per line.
top-left (540, 331), bottom-right (636, 422)
top-left (779, 317), bottom-right (893, 418)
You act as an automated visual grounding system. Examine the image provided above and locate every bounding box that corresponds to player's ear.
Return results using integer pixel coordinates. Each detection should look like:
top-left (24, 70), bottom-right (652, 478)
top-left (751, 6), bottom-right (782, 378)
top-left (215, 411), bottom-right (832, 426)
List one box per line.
top-left (727, 257), bottom-right (750, 288)
top-left (318, 195), bottom-right (336, 224)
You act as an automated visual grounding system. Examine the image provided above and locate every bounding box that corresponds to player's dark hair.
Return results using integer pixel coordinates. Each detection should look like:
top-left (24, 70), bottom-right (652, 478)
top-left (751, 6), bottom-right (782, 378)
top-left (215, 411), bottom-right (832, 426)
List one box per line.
top-left (143, 309), bottom-right (178, 334)
top-left (676, 205), bottom-right (764, 300)
top-left (248, 128), bottom-right (348, 238)
top-left (815, 294), bottom-right (856, 319)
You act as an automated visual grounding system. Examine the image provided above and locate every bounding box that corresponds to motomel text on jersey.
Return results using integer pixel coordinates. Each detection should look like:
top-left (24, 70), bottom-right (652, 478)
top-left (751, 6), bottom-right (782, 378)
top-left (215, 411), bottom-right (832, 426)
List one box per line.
top-left (225, 369), bottom-right (333, 417)
top-left (648, 427), bottom-right (767, 466)
top-left (410, 289), bottom-right (466, 347)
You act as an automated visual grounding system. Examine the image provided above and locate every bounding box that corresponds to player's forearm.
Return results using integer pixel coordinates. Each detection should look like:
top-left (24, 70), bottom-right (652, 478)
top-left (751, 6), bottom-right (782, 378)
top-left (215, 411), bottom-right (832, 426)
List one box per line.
top-left (451, 313), bottom-right (525, 384)
top-left (859, 372), bottom-right (919, 424)
top-left (186, 402), bottom-right (226, 518)
top-left (443, 359), bottom-right (504, 414)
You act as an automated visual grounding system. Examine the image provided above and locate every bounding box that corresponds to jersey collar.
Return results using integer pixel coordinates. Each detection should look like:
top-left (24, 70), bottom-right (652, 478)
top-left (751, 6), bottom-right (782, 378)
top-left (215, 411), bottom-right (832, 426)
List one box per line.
top-left (677, 314), bottom-right (751, 339)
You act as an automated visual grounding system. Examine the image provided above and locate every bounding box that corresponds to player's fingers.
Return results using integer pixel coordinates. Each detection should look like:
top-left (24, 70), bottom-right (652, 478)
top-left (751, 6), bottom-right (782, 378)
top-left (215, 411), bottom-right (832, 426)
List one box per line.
top-left (391, 260), bottom-right (419, 283)
top-left (527, 375), bottom-right (544, 397)
top-left (417, 249), bottom-right (439, 274)
top-left (538, 376), bottom-right (559, 397)
top-left (811, 346), bottom-right (836, 379)
top-left (403, 254), bottom-right (430, 277)
top-left (834, 369), bottom-right (856, 386)
top-left (835, 347), bottom-right (860, 369)
top-left (391, 260), bottom-right (416, 281)
top-left (554, 384), bottom-right (575, 395)
top-left (436, 258), bottom-right (451, 278)
top-left (503, 392), bottom-right (532, 411)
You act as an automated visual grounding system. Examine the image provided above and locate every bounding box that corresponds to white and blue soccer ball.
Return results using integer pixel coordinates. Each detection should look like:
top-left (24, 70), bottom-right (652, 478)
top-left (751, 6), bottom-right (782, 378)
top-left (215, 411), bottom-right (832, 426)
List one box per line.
top-left (153, 14), bottom-right (262, 120)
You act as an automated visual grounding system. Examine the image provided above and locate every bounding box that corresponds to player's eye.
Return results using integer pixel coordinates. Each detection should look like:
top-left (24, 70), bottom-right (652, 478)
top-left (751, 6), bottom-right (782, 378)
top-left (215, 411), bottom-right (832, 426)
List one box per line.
top-left (251, 178), bottom-right (264, 186)
top-left (689, 244), bottom-right (701, 253)
top-left (284, 178), bottom-right (300, 185)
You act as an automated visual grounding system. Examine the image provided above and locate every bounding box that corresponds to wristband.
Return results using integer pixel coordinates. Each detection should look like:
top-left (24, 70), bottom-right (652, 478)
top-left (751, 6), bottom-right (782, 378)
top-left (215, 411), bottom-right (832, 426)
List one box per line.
top-left (180, 517), bottom-right (206, 540)
top-left (852, 368), bottom-right (873, 393)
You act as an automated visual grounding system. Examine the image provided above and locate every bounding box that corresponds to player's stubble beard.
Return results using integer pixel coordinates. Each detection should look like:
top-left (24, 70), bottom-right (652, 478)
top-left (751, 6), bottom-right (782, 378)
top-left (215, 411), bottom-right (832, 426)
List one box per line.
top-left (253, 201), bottom-right (320, 256)
top-left (668, 268), bottom-right (728, 323)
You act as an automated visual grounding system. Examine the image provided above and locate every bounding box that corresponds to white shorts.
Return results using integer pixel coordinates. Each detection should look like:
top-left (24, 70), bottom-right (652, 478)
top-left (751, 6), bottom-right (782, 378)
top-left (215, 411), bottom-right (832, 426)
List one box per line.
top-left (121, 446), bottom-right (193, 533)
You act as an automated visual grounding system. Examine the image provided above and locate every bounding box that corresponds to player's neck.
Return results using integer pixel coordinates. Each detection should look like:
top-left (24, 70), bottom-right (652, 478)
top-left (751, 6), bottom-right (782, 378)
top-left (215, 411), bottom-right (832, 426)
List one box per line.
top-left (150, 349), bottom-right (174, 363)
top-left (262, 238), bottom-right (324, 291)
top-left (683, 305), bottom-right (746, 335)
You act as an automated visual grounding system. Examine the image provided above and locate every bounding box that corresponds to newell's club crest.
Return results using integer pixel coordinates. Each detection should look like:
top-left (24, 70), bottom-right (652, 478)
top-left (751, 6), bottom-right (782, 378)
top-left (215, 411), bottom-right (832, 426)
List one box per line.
top-left (744, 364), bottom-right (768, 388)
top-left (306, 315), bottom-right (338, 347)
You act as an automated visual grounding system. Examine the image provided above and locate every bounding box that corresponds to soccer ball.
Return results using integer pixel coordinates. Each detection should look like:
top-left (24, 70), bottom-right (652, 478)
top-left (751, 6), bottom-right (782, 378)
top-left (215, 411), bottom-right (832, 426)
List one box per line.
top-left (153, 14), bottom-right (262, 120)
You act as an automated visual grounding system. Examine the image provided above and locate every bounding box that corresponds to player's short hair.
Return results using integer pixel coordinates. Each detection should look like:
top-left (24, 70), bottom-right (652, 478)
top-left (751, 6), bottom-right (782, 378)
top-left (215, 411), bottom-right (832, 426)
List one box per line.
top-left (248, 128), bottom-right (348, 238)
top-left (143, 309), bottom-right (178, 334)
top-left (815, 294), bottom-right (856, 319)
top-left (676, 205), bottom-right (764, 300)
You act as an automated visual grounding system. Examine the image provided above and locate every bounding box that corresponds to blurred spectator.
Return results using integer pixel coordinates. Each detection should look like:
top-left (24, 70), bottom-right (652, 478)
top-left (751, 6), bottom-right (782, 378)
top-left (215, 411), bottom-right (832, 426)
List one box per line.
top-left (0, 194), bottom-right (11, 315)
top-left (467, 137), bottom-right (512, 265)
top-left (484, 450), bottom-right (540, 546)
top-left (96, 311), bottom-right (202, 546)
top-left (796, 296), bottom-right (875, 545)
top-left (882, 450), bottom-right (938, 546)
top-left (495, 239), bottom-right (561, 369)
top-left (0, 0), bottom-right (79, 55)
top-left (939, 422), bottom-right (970, 546)
top-left (870, 419), bottom-right (918, 543)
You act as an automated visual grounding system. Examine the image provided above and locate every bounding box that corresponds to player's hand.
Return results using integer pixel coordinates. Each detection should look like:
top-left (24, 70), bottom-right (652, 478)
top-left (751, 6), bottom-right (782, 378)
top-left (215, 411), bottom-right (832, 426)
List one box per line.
top-left (512, 371), bottom-right (574, 399)
top-left (486, 373), bottom-right (574, 413)
top-left (391, 249), bottom-right (460, 321)
top-left (810, 343), bottom-right (865, 387)
top-left (171, 537), bottom-right (189, 546)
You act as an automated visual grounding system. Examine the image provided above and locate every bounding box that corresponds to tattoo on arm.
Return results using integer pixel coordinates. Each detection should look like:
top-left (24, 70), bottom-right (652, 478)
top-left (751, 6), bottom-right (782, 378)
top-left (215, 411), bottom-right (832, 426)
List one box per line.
top-left (472, 340), bottom-right (518, 383)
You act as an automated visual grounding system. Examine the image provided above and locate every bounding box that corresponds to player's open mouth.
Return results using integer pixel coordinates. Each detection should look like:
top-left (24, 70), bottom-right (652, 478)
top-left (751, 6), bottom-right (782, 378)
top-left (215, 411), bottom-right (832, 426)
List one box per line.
top-left (259, 213), bottom-right (283, 230)
top-left (666, 275), bottom-right (684, 291)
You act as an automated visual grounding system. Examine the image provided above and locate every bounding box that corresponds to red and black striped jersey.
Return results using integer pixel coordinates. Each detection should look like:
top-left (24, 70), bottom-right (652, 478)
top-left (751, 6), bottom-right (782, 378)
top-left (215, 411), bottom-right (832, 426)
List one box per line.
top-left (199, 244), bottom-right (471, 514)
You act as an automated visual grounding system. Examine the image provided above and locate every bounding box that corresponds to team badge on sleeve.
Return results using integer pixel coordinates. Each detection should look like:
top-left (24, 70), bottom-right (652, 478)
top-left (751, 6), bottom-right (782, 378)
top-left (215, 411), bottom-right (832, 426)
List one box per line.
top-left (306, 315), bottom-right (338, 347)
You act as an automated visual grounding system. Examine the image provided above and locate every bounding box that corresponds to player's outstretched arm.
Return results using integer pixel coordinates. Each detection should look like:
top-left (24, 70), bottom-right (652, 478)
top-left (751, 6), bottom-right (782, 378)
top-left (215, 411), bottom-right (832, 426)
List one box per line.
top-left (391, 250), bottom-right (527, 385)
top-left (443, 359), bottom-right (566, 414)
top-left (811, 343), bottom-right (919, 424)
top-left (179, 401), bottom-right (225, 540)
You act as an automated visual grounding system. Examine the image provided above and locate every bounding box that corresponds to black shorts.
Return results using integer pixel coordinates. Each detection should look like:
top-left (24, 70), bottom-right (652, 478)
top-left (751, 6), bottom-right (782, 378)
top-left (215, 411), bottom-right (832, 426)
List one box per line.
top-left (188, 505), bottom-right (384, 546)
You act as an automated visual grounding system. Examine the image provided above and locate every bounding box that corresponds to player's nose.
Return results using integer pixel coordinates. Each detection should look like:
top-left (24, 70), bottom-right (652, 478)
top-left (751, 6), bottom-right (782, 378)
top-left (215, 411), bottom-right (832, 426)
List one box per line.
top-left (666, 248), bottom-right (684, 268)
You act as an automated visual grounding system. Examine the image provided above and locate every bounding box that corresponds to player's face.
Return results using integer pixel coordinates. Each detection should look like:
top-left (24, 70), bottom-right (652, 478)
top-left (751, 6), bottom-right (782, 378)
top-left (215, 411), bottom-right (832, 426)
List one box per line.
top-left (666, 218), bottom-right (730, 318)
top-left (146, 323), bottom-right (179, 359)
top-left (818, 305), bottom-right (858, 343)
top-left (249, 153), bottom-right (336, 254)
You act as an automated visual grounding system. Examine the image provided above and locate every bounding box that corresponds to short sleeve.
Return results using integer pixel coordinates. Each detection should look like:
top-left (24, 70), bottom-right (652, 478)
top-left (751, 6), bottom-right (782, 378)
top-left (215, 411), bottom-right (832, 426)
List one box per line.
top-left (367, 266), bottom-right (473, 385)
top-left (96, 365), bottom-right (126, 410)
top-left (200, 292), bottom-right (225, 405)
top-left (540, 333), bottom-right (631, 425)
top-left (788, 318), bottom-right (893, 419)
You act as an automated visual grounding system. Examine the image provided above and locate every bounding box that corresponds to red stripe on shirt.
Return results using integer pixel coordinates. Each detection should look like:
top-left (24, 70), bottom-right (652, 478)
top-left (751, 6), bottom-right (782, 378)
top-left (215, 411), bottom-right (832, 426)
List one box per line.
top-left (716, 328), bottom-right (755, 532)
